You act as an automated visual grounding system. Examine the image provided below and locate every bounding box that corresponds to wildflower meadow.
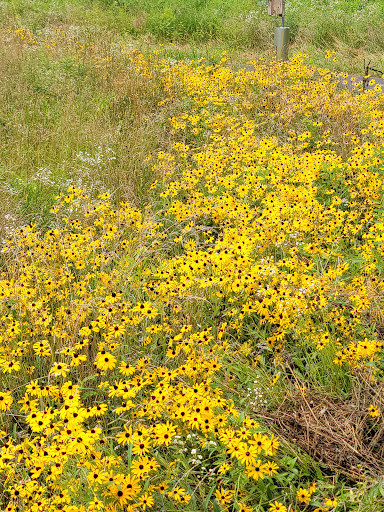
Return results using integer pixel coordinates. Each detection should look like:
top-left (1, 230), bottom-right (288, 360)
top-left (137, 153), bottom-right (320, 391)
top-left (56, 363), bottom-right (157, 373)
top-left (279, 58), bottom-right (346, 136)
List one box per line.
top-left (2, 1), bottom-right (384, 512)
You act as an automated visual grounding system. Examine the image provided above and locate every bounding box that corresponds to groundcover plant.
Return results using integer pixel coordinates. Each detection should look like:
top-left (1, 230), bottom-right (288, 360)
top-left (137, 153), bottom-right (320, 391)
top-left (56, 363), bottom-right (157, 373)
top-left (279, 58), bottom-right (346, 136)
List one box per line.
top-left (2, 24), bottom-right (384, 512)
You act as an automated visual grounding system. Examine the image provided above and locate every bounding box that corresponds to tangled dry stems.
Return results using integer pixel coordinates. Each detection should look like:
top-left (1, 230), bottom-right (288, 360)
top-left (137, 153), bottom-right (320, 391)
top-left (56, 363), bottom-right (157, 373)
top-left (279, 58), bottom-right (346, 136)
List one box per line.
top-left (260, 372), bottom-right (384, 481)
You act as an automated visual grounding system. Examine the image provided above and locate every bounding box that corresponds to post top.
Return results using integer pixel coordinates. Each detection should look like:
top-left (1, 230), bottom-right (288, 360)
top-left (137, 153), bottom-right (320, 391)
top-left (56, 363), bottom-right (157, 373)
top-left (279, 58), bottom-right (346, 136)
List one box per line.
top-left (268, 0), bottom-right (285, 17)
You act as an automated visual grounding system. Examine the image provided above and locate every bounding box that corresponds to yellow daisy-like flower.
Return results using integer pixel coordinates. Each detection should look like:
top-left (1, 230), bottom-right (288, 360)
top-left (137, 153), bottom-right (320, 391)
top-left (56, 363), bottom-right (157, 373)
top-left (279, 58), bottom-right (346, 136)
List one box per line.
top-left (50, 362), bottom-right (69, 377)
top-left (95, 352), bottom-right (117, 371)
top-left (309, 481), bottom-right (317, 494)
top-left (132, 438), bottom-right (151, 456)
top-left (214, 487), bottom-right (235, 506)
top-left (152, 421), bottom-right (177, 446)
top-left (0, 391), bottom-right (13, 411)
top-left (264, 461), bottom-right (279, 476)
top-left (325, 497), bottom-right (338, 507)
top-left (368, 404), bottom-right (380, 418)
top-left (116, 425), bottom-right (133, 445)
top-left (269, 501), bottom-right (287, 512)
top-left (236, 443), bottom-right (258, 466)
top-left (296, 487), bottom-right (311, 504)
top-left (138, 492), bottom-right (154, 510)
top-left (246, 459), bottom-right (265, 481)
top-left (108, 485), bottom-right (131, 506)
top-left (1, 360), bottom-right (20, 373)
top-left (218, 462), bottom-right (230, 474)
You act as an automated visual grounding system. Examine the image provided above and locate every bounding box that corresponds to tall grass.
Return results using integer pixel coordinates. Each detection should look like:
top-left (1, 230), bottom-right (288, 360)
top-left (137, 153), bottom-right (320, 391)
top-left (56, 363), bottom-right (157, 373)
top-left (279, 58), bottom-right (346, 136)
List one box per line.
top-left (1, 0), bottom-right (384, 235)
top-left (3, 0), bottom-right (384, 77)
top-left (3, 0), bottom-right (384, 50)
top-left (0, 19), bottom-right (178, 235)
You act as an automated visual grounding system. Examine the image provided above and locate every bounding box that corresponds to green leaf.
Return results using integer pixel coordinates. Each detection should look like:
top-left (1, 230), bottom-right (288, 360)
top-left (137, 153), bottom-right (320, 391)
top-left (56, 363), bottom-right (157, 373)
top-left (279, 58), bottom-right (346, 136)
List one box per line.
top-left (127, 442), bottom-right (133, 467)
top-left (203, 484), bottom-right (217, 511)
top-left (213, 500), bottom-right (221, 512)
top-left (82, 390), bottom-right (97, 399)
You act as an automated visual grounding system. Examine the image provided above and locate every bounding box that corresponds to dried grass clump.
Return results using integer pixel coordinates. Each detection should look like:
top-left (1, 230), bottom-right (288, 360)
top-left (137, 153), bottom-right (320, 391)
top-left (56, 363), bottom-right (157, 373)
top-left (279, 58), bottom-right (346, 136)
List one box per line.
top-left (260, 375), bottom-right (384, 481)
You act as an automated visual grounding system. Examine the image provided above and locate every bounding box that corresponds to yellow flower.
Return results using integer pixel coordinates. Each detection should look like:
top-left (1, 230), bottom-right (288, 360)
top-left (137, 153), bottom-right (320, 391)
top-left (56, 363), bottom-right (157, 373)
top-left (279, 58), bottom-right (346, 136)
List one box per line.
top-left (236, 443), bottom-right (258, 466)
top-left (246, 460), bottom-right (265, 480)
top-left (50, 362), bottom-right (69, 377)
top-left (238, 504), bottom-right (253, 512)
top-left (33, 340), bottom-right (51, 357)
top-left (138, 493), bottom-right (154, 510)
top-left (95, 352), bottom-right (117, 371)
top-left (296, 487), bottom-right (311, 504)
top-left (132, 438), bottom-right (151, 456)
top-left (264, 461), bottom-right (279, 476)
top-left (368, 404), bottom-right (380, 418)
top-left (106, 475), bottom-right (141, 504)
top-left (0, 391), bottom-right (13, 411)
top-left (1, 360), bottom-right (20, 373)
top-left (214, 487), bottom-right (235, 506)
top-left (325, 497), bottom-right (338, 507)
top-left (108, 485), bottom-right (131, 506)
top-left (116, 425), bottom-right (133, 445)
top-left (269, 502), bottom-right (287, 512)
top-left (152, 421), bottom-right (177, 446)
top-left (218, 462), bottom-right (230, 474)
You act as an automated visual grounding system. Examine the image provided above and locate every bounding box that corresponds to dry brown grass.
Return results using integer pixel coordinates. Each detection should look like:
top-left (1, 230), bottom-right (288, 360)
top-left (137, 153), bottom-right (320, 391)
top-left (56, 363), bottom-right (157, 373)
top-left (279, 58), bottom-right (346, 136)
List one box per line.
top-left (259, 370), bottom-right (384, 481)
top-left (0, 23), bottom-right (179, 230)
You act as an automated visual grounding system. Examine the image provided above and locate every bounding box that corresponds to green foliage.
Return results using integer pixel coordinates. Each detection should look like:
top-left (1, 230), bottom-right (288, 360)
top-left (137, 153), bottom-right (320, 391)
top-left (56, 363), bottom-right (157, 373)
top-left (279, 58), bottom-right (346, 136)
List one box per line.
top-left (5, 0), bottom-right (384, 50)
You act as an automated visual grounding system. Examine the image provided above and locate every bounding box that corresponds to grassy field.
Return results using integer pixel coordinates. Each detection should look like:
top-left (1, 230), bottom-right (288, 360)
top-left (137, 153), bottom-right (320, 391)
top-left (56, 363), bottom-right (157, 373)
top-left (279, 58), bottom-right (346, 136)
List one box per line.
top-left (4, 0), bottom-right (384, 70)
top-left (1, 0), bottom-right (384, 230)
top-left (2, 1), bottom-right (384, 511)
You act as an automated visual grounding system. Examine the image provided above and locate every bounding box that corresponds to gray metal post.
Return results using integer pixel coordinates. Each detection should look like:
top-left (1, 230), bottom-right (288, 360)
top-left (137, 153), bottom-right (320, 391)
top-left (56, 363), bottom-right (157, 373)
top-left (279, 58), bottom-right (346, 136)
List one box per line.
top-left (274, 26), bottom-right (290, 61)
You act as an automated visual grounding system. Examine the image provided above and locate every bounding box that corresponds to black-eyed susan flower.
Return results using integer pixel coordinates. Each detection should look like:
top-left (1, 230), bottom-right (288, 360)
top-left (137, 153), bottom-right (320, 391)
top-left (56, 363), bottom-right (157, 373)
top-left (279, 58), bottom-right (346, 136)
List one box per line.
top-left (297, 487), bottom-right (311, 504)
top-left (325, 497), bottom-right (338, 507)
top-left (0, 391), bottom-right (13, 411)
top-left (95, 352), bottom-right (117, 371)
top-left (269, 502), bottom-right (287, 512)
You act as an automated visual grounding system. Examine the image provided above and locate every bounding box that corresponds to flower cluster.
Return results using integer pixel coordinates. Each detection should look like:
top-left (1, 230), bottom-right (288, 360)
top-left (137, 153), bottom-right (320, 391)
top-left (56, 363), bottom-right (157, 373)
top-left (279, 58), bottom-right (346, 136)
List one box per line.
top-left (0, 187), bottom-right (281, 511)
top-left (2, 26), bottom-right (384, 512)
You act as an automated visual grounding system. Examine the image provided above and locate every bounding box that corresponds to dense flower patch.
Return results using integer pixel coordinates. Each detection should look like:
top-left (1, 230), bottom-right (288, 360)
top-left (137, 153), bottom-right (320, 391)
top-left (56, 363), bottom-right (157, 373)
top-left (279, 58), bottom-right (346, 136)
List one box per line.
top-left (1, 31), bottom-right (384, 511)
